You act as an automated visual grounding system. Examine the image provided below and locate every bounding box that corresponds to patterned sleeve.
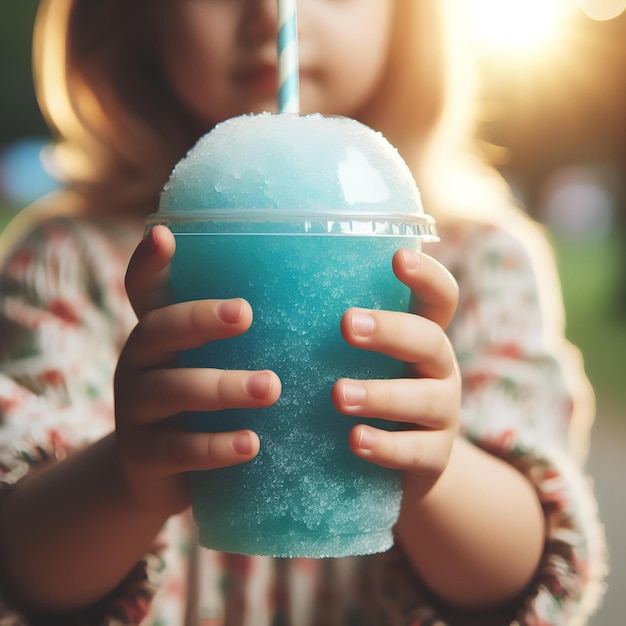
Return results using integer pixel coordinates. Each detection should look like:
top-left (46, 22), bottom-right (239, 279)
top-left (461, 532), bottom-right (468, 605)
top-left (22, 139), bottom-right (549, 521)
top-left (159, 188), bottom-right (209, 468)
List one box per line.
top-left (0, 217), bottom-right (165, 625)
top-left (442, 217), bottom-right (607, 624)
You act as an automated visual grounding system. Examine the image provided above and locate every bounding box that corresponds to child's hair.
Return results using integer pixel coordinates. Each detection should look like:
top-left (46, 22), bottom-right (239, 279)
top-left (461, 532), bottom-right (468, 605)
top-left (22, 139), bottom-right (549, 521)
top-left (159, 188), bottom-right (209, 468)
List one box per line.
top-left (33, 0), bottom-right (481, 220)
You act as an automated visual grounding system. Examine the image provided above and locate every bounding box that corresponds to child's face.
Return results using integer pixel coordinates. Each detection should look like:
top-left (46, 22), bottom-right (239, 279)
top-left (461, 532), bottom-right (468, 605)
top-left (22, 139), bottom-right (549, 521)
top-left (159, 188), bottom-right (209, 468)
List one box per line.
top-left (156, 0), bottom-right (394, 127)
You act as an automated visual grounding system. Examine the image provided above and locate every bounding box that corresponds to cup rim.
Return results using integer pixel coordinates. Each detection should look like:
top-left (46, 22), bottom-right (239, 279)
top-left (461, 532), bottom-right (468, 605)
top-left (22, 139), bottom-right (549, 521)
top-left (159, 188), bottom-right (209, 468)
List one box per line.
top-left (146, 210), bottom-right (439, 240)
top-left (147, 208), bottom-right (436, 225)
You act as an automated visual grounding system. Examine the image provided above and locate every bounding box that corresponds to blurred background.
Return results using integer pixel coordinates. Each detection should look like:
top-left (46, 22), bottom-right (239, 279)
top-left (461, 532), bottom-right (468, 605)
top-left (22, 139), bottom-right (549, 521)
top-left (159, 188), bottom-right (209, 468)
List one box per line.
top-left (472, 4), bottom-right (626, 620)
top-left (0, 0), bottom-right (624, 621)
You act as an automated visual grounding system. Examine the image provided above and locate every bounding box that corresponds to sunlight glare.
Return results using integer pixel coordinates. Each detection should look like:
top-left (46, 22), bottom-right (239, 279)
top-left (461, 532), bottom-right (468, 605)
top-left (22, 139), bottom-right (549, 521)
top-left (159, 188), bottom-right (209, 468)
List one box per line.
top-left (579, 0), bottom-right (626, 20)
top-left (469, 0), bottom-right (570, 52)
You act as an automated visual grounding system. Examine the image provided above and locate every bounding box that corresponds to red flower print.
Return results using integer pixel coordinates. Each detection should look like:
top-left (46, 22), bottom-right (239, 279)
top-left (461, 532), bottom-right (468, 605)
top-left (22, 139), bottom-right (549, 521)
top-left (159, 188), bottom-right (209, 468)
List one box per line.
top-left (0, 395), bottom-right (20, 413)
top-left (543, 467), bottom-right (560, 480)
top-left (486, 342), bottom-right (523, 359)
top-left (6, 249), bottom-right (34, 277)
top-left (486, 428), bottom-right (518, 453)
top-left (47, 428), bottom-right (69, 460)
top-left (40, 369), bottom-right (65, 387)
top-left (227, 554), bottom-right (254, 576)
top-left (464, 370), bottom-right (497, 391)
top-left (48, 298), bottom-right (81, 325)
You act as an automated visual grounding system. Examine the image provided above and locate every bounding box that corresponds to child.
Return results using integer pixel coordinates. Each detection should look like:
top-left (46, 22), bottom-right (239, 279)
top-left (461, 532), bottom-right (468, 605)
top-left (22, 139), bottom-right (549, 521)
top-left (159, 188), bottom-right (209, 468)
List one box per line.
top-left (0, 1), bottom-right (606, 624)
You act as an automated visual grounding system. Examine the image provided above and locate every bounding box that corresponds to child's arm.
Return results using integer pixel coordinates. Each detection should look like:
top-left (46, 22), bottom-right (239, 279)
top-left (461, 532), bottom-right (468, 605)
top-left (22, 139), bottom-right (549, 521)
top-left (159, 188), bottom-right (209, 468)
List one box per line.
top-left (0, 226), bottom-right (280, 616)
top-left (333, 247), bottom-right (544, 609)
top-left (396, 437), bottom-right (545, 609)
top-left (0, 431), bottom-right (169, 614)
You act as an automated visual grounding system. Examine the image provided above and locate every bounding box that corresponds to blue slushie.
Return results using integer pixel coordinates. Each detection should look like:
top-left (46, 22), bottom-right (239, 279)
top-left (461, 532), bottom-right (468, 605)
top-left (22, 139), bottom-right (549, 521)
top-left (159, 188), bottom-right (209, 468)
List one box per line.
top-left (148, 113), bottom-right (438, 557)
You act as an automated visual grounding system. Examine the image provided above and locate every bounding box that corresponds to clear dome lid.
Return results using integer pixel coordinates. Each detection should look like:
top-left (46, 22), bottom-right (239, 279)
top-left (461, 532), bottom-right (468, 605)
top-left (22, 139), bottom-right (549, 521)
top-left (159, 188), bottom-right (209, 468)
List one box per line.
top-left (147, 113), bottom-right (438, 239)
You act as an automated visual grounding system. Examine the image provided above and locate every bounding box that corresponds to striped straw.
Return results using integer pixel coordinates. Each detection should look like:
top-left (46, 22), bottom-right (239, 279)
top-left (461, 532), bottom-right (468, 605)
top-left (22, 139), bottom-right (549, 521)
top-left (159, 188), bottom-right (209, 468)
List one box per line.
top-left (277, 0), bottom-right (300, 113)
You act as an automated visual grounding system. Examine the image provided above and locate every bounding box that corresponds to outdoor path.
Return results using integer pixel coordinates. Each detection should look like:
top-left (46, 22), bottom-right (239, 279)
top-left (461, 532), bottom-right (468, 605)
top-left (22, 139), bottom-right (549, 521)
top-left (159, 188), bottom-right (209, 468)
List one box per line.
top-left (588, 413), bottom-right (626, 625)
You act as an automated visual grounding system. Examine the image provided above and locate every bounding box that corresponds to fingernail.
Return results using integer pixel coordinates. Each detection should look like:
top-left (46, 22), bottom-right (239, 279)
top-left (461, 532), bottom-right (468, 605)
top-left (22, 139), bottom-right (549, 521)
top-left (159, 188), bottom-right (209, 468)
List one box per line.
top-left (144, 227), bottom-right (159, 251)
top-left (232, 432), bottom-right (254, 455)
top-left (217, 299), bottom-right (243, 324)
top-left (357, 427), bottom-right (379, 451)
top-left (245, 372), bottom-right (272, 399)
top-left (402, 248), bottom-right (421, 270)
top-left (351, 313), bottom-right (375, 337)
top-left (342, 382), bottom-right (367, 407)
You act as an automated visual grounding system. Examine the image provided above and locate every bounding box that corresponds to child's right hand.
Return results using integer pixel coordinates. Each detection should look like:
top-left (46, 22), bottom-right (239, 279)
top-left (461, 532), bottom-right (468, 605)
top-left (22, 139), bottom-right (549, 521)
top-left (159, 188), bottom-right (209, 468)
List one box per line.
top-left (114, 225), bottom-right (281, 517)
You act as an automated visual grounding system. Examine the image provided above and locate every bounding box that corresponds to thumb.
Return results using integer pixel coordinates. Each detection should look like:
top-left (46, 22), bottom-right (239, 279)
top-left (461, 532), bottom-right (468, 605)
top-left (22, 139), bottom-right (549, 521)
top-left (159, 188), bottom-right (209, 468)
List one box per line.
top-left (125, 225), bottom-right (176, 318)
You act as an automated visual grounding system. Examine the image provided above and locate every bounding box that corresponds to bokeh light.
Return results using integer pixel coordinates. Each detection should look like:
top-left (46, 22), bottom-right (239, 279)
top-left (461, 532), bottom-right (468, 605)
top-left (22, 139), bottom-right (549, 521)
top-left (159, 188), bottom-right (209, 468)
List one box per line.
top-left (468, 0), bottom-right (573, 53)
top-left (0, 138), bottom-right (60, 204)
top-left (579, 0), bottom-right (626, 20)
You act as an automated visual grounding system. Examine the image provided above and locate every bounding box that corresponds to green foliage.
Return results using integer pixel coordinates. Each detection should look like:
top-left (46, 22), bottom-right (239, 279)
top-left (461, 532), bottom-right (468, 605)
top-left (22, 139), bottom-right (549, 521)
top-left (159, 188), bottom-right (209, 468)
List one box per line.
top-left (554, 233), bottom-right (626, 416)
top-left (0, 0), bottom-right (49, 145)
top-left (0, 203), bottom-right (22, 230)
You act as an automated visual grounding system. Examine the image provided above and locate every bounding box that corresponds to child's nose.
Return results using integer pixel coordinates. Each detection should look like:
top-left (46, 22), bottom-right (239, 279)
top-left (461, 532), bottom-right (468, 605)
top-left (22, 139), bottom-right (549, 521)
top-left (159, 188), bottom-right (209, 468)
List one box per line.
top-left (240, 0), bottom-right (278, 45)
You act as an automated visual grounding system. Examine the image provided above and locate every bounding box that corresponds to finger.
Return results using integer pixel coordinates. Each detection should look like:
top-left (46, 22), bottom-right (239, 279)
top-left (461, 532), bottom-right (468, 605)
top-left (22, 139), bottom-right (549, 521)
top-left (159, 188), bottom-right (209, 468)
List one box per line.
top-left (348, 425), bottom-right (453, 477)
top-left (340, 308), bottom-right (457, 379)
top-left (392, 248), bottom-right (458, 329)
top-left (122, 369), bottom-right (281, 422)
top-left (332, 377), bottom-right (459, 430)
top-left (123, 298), bottom-right (253, 368)
top-left (125, 225), bottom-right (176, 318)
top-left (130, 427), bottom-right (261, 477)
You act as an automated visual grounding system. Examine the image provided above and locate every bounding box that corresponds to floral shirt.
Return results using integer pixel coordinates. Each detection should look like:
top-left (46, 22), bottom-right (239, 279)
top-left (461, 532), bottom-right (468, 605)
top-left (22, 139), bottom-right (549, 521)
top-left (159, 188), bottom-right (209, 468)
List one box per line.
top-left (0, 210), bottom-right (606, 625)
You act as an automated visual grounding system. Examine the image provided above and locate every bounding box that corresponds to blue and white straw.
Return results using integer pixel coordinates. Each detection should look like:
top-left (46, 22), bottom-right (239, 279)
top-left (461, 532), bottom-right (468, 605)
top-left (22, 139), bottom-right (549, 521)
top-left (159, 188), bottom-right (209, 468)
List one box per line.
top-left (277, 0), bottom-right (300, 113)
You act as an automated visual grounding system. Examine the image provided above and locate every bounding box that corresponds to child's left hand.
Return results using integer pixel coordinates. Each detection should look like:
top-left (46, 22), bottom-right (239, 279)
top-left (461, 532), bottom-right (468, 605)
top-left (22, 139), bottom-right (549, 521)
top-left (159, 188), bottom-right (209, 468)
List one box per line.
top-left (332, 248), bottom-right (460, 481)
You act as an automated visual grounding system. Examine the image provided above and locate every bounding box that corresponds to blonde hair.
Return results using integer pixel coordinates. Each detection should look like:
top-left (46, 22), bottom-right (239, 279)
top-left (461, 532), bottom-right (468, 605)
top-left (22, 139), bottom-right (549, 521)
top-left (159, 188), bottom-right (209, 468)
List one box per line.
top-left (33, 0), bottom-right (485, 220)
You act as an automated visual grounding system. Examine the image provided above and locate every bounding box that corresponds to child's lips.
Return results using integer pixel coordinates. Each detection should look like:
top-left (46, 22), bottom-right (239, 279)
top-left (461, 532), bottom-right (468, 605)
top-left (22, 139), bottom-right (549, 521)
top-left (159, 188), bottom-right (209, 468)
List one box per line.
top-left (234, 63), bottom-right (279, 94)
top-left (234, 63), bottom-right (311, 96)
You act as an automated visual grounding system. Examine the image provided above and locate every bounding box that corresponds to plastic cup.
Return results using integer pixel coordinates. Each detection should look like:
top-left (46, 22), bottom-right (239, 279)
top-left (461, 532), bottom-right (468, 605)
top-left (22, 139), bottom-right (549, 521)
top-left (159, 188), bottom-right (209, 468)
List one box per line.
top-left (146, 114), bottom-right (438, 557)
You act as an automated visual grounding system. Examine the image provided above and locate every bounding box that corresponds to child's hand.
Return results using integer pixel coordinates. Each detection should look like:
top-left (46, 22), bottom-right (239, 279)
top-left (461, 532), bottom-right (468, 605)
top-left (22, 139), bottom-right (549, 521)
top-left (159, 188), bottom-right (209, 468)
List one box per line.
top-left (114, 225), bottom-right (281, 516)
top-left (332, 248), bottom-right (460, 482)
